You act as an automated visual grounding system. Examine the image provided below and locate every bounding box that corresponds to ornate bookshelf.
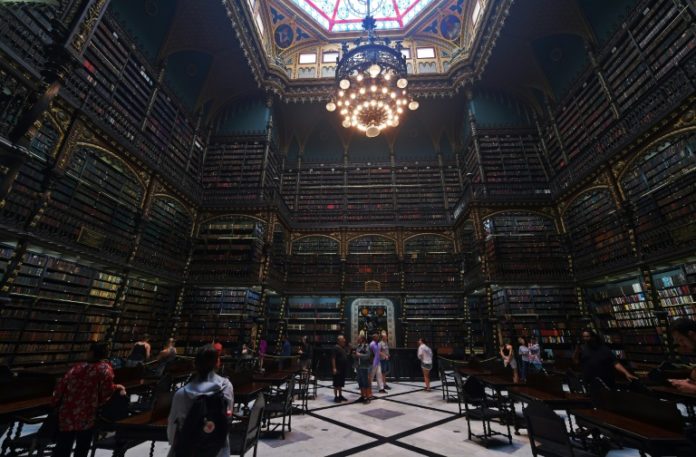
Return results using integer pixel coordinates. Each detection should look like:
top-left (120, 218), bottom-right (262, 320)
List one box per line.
top-left (284, 296), bottom-right (343, 348)
top-left (652, 263), bottom-right (696, 322)
top-left (562, 189), bottom-right (633, 276)
top-left (482, 212), bottom-right (570, 281)
top-left (402, 295), bottom-right (464, 352)
top-left (179, 287), bottom-right (262, 350)
top-left (0, 244), bottom-right (122, 368)
top-left (189, 216), bottom-right (265, 284)
top-left (345, 235), bottom-right (400, 291)
top-left (286, 236), bottom-right (342, 291)
top-left (620, 132), bottom-right (696, 260)
top-left (584, 277), bottom-right (664, 363)
top-left (493, 286), bottom-right (580, 358)
top-left (403, 235), bottom-right (458, 289)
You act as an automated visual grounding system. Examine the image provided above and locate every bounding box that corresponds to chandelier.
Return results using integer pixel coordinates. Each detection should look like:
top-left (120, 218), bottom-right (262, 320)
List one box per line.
top-left (325, 3), bottom-right (419, 138)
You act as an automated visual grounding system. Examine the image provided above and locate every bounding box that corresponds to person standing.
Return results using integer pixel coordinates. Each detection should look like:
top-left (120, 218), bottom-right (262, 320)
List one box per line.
top-left (379, 331), bottom-right (391, 390)
top-left (52, 342), bottom-right (127, 457)
top-left (167, 345), bottom-right (234, 457)
top-left (573, 329), bottom-right (637, 389)
top-left (517, 336), bottom-right (530, 382)
top-left (500, 340), bottom-right (520, 383)
top-left (157, 338), bottom-right (177, 362)
top-left (369, 333), bottom-right (385, 393)
top-left (258, 336), bottom-right (268, 371)
top-left (126, 334), bottom-right (151, 367)
top-left (417, 338), bottom-right (433, 391)
top-left (299, 335), bottom-right (313, 372)
top-left (331, 335), bottom-right (349, 403)
top-left (528, 336), bottom-right (543, 372)
top-left (355, 335), bottom-right (373, 403)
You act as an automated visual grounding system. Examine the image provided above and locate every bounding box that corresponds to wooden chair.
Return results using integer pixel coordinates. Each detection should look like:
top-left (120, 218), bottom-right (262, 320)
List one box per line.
top-left (523, 401), bottom-right (596, 457)
top-left (229, 393), bottom-right (265, 457)
top-left (438, 358), bottom-right (458, 402)
top-left (292, 370), bottom-right (310, 414)
top-left (262, 378), bottom-right (295, 439)
top-left (463, 376), bottom-right (512, 447)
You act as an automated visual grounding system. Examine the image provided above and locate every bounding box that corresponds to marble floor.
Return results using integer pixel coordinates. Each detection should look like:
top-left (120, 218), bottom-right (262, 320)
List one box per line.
top-left (2, 380), bottom-right (644, 456)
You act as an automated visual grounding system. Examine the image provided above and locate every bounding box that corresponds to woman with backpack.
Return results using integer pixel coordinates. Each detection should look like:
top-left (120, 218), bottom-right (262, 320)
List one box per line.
top-left (167, 345), bottom-right (234, 457)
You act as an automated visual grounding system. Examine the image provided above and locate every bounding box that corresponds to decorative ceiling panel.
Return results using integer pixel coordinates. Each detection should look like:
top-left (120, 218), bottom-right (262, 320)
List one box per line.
top-left (289, 0), bottom-right (435, 32)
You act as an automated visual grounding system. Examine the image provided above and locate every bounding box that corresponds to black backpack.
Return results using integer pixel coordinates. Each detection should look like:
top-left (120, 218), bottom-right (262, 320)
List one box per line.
top-left (173, 390), bottom-right (229, 457)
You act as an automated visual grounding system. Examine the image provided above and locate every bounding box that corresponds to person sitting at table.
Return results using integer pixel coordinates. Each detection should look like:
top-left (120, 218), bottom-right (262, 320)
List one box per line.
top-left (52, 341), bottom-right (127, 457)
top-left (126, 334), bottom-right (151, 367)
top-left (668, 318), bottom-right (696, 394)
top-left (573, 330), bottom-right (637, 389)
top-left (168, 344), bottom-right (234, 457)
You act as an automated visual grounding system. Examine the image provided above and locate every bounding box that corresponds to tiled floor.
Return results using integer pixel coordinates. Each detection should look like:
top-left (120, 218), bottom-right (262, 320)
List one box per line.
top-left (2, 380), bottom-right (644, 456)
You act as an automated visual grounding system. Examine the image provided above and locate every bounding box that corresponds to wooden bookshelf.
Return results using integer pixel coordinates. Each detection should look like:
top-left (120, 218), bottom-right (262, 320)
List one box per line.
top-left (0, 244), bottom-right (122, 368)
top-left (482, 212), bottom-right (570, 281)
top-left (284, 295), bottom-right (342, 348)
top-left (562, 189), bottom-right (633, 275)
top-left (345, 236), bottom-right (400, 291)
top-left (620, 132), bottom-right (696, 260)
top-left (189, 216), bottom-right (265, 284)
top-left (402, 295), bottom-right (464, 351)
top-left (584, 277), bottom-right (664, 364)
top-left (179, 287), bottom-right (261, 350)
top-left (493, 286), bottom-right (579, 358)
top-left (287, 236), bottom-right (342, 291)
top-left (403, 235), bottom-right (458, 289)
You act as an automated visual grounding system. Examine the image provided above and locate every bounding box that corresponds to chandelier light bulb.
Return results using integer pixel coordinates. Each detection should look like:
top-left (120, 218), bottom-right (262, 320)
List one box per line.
top-left (345, 100), bottom-right (351, 106)
top-left (338, 90), bottom-right (345, 98)
top-left (397, 78), bottom-right (408, 89)
top-left (356, 74), bottom-right (364, 82)
top-left (350, 93), bottom-right (356, 99)
top-left (339, 79), bottom-right (351, 89)
top-left (397, 107), bottom-right (403, 114)
top-left (340, 109), bottom-right (348, 115)
top-left (384, 73), bottom-right (391, 80)
top-left (391, 118), bottom-right (399, 127)
top-left (326, 102), bottom-right (336, 112)
top-left (409, 100), bottom-right (419, 110)
top-left (370, 85), bottom-right (377, 92)
top-left (370, 100), bottom-right (377, 106)
top-left (390, 92), bottom-right (397, 99)
top-left (342, 119), bottom-right (351, 128)
top-left (368, 64), bottom-right (381, 78)
top-left (359, 87), bottom-right (366, 95)
top-left (337, 100), bottom-right (343, 107)
top-left (366, 125), bottom-right (381, 137)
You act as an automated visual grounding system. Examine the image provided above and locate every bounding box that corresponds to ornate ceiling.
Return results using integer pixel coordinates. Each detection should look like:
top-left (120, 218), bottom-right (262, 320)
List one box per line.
top-left (287, 0), bottom-right (435, 33)
top-left (227, 0), bottom-right (513, 101)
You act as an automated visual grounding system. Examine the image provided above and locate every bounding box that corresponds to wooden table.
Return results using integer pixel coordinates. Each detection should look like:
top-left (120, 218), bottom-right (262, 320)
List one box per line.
top-left (476, 374), bottom-right (517, 389)
top-left (649, 385), bottom-right (696, 419)
top-left (252, 372), bottom-right (290, 385)
top-left (508, 386), bottom-right (591, 434)
top-left (234, 382), bottom-right (270, 414)
top-left (0, 396), bottom-right (53, 419)
top-left (571, 408), bottom-right (692, 457)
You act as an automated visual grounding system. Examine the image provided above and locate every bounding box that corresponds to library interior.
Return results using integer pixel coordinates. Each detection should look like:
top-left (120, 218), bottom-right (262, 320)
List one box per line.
top-left (0, 0), bottom-right (695, 456)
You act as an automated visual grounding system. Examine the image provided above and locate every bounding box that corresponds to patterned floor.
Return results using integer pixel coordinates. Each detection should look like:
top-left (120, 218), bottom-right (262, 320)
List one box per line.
top-left (2, 380), bottom-right (644, 456)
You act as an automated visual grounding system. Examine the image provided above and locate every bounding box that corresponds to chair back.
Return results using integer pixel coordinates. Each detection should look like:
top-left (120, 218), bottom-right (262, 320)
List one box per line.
top-left (99, 392), bottom-right (130, 422)
top-left (565, 370), bottom-right (585, 394)
top-left (463, 376), bottom-right (486, 400)
top-left (523, 401), bottom-right (572, 454)
top-left (283, 378), bottom-right (296, 408)
top-left (245, 394), bottom-right (265, 445)
top-left (453, 371), bottom-right (465, 396)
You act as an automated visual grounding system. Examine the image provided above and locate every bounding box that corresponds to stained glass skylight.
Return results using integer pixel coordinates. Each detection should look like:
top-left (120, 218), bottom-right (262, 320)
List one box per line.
top-left (290, 0), bottom-right (435, 32)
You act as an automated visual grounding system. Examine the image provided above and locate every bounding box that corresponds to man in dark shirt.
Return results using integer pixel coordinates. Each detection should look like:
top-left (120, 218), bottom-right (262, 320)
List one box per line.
top-left (331, 335), bottom-right (349, 403)
top-left (573, 330), bottom-right (637, 389)
top-left (668, 318), bottom-right (696, 394)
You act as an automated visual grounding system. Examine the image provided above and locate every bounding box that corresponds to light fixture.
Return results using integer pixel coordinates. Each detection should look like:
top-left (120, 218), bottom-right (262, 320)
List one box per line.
top-left (325, 2), bottom-right (418, 138)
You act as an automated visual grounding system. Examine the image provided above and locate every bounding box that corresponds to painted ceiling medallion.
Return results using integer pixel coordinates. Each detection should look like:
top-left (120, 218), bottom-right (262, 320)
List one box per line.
top-left (290, 0), bottom-right (434, 32)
